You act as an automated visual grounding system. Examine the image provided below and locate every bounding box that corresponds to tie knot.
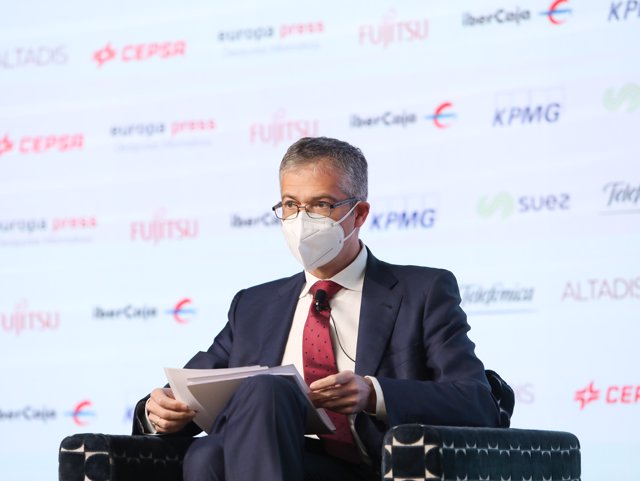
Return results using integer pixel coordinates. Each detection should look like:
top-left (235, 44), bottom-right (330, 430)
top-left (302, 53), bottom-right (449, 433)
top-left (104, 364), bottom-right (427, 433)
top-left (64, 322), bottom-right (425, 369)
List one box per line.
top-left (310, 280), bottom-right (342, 302)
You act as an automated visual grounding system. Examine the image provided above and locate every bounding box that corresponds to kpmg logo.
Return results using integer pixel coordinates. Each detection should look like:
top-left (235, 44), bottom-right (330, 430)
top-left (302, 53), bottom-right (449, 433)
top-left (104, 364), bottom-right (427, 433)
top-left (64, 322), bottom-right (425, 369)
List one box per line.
top-left (493, 88), bottom-right (563, 127)
top-left (368, 195), bottom-right (437, 231)
top-left (477, 192), bottom-right (570, 219)
top-left (358, 10), bottom-right (428, 47)
top-left (608, 1), bottom-right (640, 21)
top-left (65, 400), bottom-right (96, 426)
top-left (460, 283), bottom-right (535, 313)
top-left (350, 110), bottom-right (417, 129)
top-left (424, 102), bottom-right (457, 129)
top-left (231, 212), bottom-right (279, 228)
top-left (575, 382), bottom-right (640, 409)
top-left (603, 83), bottom-right (640, 113)
top-left (562, 277), bottom-right (640, 301)
top-left (462, 7), bottom-right (532, 27)
top-left (94, 298), bottom-right (195, 324)
top-left (93, 41), bottom-right (186, 67)
top-left (0, 45), bottom-right (68, 69)
top-left (0, 300), bottom-right (60, 336)
top-left (540, 0), bottom-right (572, 24)
top-left (0, 132), bottom-right (83, 157)
top-left (249, 110), bottom-right (319, 147)
top-left (0, 406), bottom-right (56, 422)
top-left (130, 209), bottom-right (199, 244)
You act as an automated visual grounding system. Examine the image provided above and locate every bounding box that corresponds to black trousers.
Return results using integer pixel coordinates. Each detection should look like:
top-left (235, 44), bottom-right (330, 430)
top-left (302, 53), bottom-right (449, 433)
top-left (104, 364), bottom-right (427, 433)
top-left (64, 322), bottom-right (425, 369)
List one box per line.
top-left (182, 375), bottom-right (378, 481)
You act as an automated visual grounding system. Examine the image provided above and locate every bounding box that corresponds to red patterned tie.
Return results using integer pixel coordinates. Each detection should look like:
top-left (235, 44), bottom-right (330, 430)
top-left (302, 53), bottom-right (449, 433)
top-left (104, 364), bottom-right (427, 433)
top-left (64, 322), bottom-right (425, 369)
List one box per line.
top-left (303, 280), bottom-right (361, 463)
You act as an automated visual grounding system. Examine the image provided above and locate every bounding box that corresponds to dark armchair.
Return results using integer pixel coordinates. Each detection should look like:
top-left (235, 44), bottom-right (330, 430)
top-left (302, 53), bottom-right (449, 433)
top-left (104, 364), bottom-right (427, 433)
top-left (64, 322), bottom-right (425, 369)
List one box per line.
top-left (58, 371), bottom-right (581, 480)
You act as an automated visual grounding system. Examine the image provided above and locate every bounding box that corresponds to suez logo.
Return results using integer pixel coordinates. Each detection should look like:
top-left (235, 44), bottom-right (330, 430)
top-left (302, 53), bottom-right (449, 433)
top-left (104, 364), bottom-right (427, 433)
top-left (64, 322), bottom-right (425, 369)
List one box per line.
top-left (0, 216), bottom-right (97, 235)
top-left (0, 300), bottom-right (60, 336)
top-left (93, 40), bottom-right (186, 67)
top-left (493, 88), bottom-right (563, 127)
top-left (0, 45), bottom-right (68, 69)
top-left (93, 298), bottom-right (196, 324)
top-left (601, 181), bottom-right (640, 213)
top-left (477, 192), bottom-right (570, 219)
top-left (130, 209), bottom-right (198, 244)
top-left (358, 10), bottom-right (428, 47)
top-left (603, 83), bottom-right (640, 113)
top-left (217, 21), bottom-right (324, 42)
top-left (249, 111), bottom-right (319, 148)
top-left (462, 1), bottom-right (572, 27)
top-left (575, 382), bottom-right (640, 410)
top-left (0, 132), bottom-right (83, 157)
top-left (110, 119), bottom-right (216, 138)
top-left (350, 102), bottom-right (457, 130)
top-left (0, 400), bottom-right (95, 425)
top-left (561, 276), bottom-right (640, 301)
top-left (608, 0), bottom-right (640, 21)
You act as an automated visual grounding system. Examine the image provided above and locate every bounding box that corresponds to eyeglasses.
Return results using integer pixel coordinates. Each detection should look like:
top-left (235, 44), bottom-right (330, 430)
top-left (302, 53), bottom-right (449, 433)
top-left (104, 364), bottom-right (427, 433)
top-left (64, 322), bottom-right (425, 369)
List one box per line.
top-left (272, 197), bottom-right (358, 220)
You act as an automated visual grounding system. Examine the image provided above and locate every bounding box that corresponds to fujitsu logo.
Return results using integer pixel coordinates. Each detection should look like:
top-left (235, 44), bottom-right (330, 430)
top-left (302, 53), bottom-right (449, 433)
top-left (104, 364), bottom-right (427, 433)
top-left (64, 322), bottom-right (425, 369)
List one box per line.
top-left (0, 300), bottom-right (61, 336)
top-left (0, 133), bottom-right (83, 157)
top-left (93, 41), bottom-right (186, 67)
top-left (575, 381), bottom-right (640, 409)
top-left (130, 209), bottom-right (199, 244)
top-left (358, 10), bottom-right (428, 47)
top-left (249, 110), bottom-right (319, 147)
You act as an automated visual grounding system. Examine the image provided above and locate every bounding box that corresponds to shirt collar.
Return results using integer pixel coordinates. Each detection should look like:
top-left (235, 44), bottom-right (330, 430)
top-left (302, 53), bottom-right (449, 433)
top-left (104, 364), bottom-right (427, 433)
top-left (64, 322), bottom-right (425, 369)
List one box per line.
top-left (300, 243), bottom-right (368, 298)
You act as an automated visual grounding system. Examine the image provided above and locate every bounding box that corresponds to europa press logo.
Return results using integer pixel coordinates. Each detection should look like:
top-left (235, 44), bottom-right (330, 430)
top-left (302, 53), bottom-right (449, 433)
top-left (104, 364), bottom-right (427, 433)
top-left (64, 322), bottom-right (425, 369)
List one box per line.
top-left (424, 102), bottom-right (457, 129)
top-left (540, 0), bottom-right (573, 25)
top-left (65, 400), bottom-right (96, 426)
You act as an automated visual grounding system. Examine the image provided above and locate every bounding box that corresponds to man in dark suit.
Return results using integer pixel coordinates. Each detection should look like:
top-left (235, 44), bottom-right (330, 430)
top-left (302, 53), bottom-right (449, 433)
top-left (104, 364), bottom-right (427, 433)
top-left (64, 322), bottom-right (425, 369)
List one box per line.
top-left (134, 137), bottom-right (501, 481)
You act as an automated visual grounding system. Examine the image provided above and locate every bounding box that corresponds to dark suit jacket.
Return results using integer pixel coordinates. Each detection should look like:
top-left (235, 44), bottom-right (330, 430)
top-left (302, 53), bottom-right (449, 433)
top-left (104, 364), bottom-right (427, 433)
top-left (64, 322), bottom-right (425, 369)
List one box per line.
top-left (134, 249), bottom-right (500, 465)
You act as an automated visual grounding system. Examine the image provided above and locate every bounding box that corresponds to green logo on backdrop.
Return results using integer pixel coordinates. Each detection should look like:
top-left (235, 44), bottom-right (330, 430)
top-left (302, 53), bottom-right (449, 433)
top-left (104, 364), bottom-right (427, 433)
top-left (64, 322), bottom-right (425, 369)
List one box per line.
top-left (603, 83), bottom-right (640, 113)
top-left (477, 192), bottom-right (516, 220)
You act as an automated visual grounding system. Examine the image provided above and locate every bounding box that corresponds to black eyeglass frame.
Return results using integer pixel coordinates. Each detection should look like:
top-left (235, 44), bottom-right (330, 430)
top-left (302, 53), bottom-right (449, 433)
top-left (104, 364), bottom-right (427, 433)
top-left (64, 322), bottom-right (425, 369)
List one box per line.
top-left (271, 197), bottom-right (358, 220)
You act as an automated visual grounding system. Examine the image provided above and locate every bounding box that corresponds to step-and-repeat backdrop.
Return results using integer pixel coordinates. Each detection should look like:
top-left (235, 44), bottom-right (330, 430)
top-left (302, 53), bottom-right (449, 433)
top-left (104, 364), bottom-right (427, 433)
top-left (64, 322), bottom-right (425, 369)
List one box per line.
top-left (1, 1), bottom-right (638, 479)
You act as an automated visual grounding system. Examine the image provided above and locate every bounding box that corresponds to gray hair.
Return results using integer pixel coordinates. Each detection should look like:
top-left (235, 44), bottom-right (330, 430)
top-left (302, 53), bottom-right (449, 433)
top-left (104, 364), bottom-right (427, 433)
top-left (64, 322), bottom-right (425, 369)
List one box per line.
top-left (279, 137), bottom-right (368, 201)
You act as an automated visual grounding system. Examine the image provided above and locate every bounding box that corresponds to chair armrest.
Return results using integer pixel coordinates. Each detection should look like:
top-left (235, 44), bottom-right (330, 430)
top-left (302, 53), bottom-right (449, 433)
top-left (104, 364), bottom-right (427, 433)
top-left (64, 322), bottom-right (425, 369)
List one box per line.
top-left (59, 433), bottom-right (195, 481)
top-left (382, 424), bottom-right (581, 481)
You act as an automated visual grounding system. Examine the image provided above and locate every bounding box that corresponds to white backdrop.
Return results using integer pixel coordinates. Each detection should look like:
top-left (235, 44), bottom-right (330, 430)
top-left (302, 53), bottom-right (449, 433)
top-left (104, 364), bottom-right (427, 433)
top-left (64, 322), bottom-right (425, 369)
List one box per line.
top-left (1, 1), bottom-right (639, 480)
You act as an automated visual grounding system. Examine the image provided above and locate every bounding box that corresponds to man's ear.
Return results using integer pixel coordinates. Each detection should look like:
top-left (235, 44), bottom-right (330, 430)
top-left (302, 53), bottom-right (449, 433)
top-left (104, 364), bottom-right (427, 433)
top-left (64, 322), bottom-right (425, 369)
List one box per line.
top-left (354, 201), bottom-right (370, 228)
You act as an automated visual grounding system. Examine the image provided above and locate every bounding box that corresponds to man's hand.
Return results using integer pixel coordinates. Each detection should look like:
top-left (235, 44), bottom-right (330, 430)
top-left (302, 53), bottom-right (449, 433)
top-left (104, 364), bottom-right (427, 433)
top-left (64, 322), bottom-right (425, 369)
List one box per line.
top-left (146, 387), bottom-right (197, 434)
top-left (308, 371), bottom-right (376, 414)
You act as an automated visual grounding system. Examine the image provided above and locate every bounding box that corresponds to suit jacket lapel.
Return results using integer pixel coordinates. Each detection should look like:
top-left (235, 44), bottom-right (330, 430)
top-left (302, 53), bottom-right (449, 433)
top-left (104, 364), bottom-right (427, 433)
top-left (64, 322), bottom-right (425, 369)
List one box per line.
top-left (355, 250), bottom-right (402, 376)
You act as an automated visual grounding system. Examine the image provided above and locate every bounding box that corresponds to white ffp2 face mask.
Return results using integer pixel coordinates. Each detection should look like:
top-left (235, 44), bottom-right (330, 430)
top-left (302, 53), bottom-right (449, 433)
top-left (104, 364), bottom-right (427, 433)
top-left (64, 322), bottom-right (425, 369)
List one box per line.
top-left (281, 202), bottom-right (359, 272)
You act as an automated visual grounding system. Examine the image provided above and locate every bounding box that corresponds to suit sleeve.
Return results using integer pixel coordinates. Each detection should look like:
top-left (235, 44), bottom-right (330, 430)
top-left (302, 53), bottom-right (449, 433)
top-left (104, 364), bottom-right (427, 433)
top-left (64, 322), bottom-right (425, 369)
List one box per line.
top-left (376, 270), bottom-right (500, 428)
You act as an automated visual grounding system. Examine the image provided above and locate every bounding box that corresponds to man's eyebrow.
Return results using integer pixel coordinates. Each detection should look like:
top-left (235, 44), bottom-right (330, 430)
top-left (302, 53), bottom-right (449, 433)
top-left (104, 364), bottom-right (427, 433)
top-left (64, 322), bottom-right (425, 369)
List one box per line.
top-left (281, 194), bottom-right (338, 202)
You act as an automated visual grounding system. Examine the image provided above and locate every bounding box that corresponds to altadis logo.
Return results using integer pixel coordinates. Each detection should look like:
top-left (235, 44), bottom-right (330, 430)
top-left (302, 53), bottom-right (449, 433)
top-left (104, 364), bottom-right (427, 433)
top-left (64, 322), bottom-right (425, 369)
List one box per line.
top-left (65, 400), bottom-right (96, 426)
top-left (424, 102), bottom-right (457, 128)
top-left (540, 0), bottom-right (573, 24)
top-left (603, 83), bottom-right (640, 113)
top-left (165, 298), bottom-right (195, 324)
top-left (477, 192), bottom-right (516, 220)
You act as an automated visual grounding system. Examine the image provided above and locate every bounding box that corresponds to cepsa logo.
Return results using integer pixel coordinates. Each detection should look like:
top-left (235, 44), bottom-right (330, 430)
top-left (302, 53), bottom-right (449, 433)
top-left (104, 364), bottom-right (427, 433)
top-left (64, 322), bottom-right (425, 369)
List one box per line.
top-left (477, 192), bottom-right (570, 219)
top-left (249, 110), bottom-right (319, 148)
top-left (65, 400), bottom-right (96, 426)
top-left (93, 40), bottom-right (186, 67)
top-left (575, 382), bottom-right (640, 410)
top-left (368, 195), bottom-right (437, 231)
top-left (562, 277), bottom-right (640, 301)
top-left (0, 300), bottom-right (60, 336)
top-left (493, 88), bottom-right (563, 127)
top-left (0, 45), bottom-right (68, 69)
top-left (94, 298), bottom-right (195, 324)
top-left (603, 83), bottom-right (640, 113)
top-left (130, 209), bottom-right (199, 245)
top-left (608, 0), bottom-right (640, 21)
top-left (0, 132), bottom-right (83, 157)
top-left (539, 0), bottom-right (573, 25)
top-left (359, 10), bottom-right (428, 47)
